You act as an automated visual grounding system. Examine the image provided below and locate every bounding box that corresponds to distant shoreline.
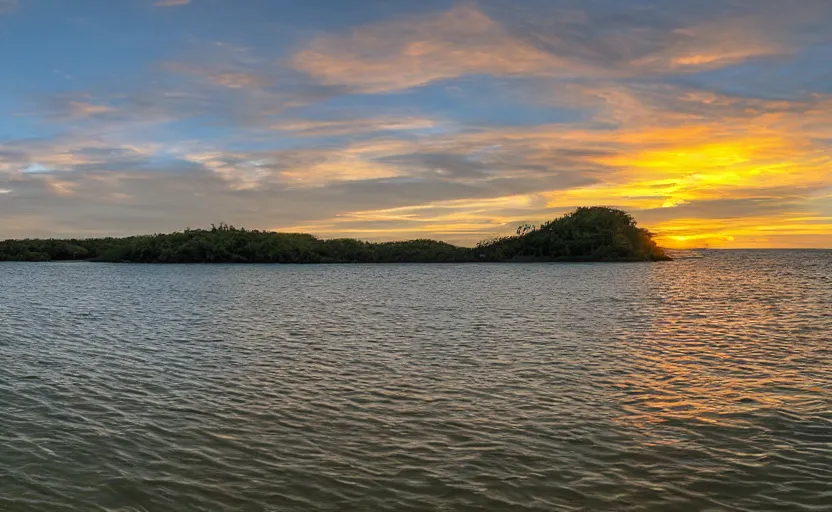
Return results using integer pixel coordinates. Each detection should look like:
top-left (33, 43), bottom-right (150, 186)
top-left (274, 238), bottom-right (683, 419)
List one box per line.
top-left (1, 257), bottom-right (671, 264)
top-left (4, 247), bottom-right (828, 266)
top-left (0, 207), bottom-right (672, 263)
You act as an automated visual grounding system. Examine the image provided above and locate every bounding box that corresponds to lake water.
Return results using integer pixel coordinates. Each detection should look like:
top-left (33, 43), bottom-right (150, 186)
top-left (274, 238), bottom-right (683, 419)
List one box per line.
top-left (1, 251), bottom-right (830, 511)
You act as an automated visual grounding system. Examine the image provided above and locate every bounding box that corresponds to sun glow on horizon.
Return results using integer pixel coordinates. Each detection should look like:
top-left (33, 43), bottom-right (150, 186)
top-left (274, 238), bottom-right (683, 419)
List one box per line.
top-left (1, 2), bottom-right (831, 247)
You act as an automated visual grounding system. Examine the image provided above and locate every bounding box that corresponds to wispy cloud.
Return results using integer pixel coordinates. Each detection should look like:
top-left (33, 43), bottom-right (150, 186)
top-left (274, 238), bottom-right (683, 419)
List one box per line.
top-left (271, 117), bottom-right (437, 136)
top-left (163, 62), bottom-right (271, 89)
top-left (291, 3), bottom-right (821, 93)
top-left (155, 0), bottom-right (190, 7)
top-left (293, 5), bottom-right (565, 93)
top-left (69, 101), bottom-right (115, 118)
top-left (0, 0), bottom-right (17, 13)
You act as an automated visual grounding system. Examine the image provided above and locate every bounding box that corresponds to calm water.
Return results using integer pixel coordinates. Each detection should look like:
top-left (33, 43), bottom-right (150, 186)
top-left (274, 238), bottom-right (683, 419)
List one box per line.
top-left (1, 251), bottom-right (830, 511)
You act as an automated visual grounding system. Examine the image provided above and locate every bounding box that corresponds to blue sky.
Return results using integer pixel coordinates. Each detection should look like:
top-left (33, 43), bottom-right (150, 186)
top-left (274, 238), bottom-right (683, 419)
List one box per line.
top-left (1, 0), bottom-right (831, 247)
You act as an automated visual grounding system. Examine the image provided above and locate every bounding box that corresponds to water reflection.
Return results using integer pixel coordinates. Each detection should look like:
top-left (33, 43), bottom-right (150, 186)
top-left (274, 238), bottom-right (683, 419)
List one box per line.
top-left (632, 253), bottom-right (826, 419)
top-left (1, 252), bottom-right (830, 511)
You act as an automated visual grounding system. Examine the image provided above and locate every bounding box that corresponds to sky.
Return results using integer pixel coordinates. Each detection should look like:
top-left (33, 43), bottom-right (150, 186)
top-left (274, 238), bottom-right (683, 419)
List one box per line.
top-left (1, 0), bottom-right (831, 248)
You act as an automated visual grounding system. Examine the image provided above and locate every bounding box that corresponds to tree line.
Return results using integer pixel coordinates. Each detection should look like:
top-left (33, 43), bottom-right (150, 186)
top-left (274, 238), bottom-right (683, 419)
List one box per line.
top-left (0, 207), bottom-right (671, 263)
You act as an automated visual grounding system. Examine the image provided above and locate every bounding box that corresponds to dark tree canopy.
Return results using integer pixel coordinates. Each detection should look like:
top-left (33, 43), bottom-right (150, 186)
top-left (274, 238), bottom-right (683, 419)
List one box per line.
top-left (0, 207), bottom-right (670, 263)
top-left (475, 207), bottom-right (670, 262)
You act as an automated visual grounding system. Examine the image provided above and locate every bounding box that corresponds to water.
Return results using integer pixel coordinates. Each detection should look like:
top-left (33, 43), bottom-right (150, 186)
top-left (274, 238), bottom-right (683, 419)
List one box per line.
top-left (1, 251), bottom-right (830, 511)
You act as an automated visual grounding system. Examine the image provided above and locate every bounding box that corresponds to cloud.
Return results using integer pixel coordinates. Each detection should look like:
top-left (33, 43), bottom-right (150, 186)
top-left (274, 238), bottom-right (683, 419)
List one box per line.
top-left (291, 2), bottom-right (820, 93)
top-left (0, 0), bottom-right (17, 13)
top-left (69, 101), bottom-right (115, 118)
top-left (181, 140), bottom-right (412, 190)
top-left (210, 72), bottom-right (269, 89)
top-left (162, 62), bottom-right (271, 89)
top-left (272, 117), bottom-right (437, 137)
top-left (271, 192), bottom-right (554, 244)
top-left (0, 138), bottom-right (156, 177)
top-left (293, 4), bottom-right (568, 93)
top-left (155, 0), bottom-right (190, 7)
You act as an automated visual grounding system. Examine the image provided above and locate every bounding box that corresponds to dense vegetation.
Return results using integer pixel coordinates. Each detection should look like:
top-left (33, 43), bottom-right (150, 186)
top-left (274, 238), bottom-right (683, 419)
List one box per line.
top-left (0, 207), bottom-right (670, 263)
top-left (474, 207), bottom-right (670, 262)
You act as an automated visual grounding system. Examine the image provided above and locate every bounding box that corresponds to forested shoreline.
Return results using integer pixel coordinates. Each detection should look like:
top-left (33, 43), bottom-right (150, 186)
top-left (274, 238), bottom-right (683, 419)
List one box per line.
top-left (0, 207), bottom-right (671, 263)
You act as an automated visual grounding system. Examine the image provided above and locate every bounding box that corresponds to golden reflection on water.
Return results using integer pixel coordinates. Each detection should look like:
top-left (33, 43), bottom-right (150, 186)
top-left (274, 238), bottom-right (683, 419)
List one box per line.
top-left (612, 252), bottom-right (829, 435)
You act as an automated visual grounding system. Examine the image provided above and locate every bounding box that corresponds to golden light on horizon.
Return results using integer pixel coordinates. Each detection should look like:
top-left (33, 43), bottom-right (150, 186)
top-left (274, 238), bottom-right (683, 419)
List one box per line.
top-left (536, 128), bottom-right (832, 249)
top-left (4, 1), bottom-right (830, 248)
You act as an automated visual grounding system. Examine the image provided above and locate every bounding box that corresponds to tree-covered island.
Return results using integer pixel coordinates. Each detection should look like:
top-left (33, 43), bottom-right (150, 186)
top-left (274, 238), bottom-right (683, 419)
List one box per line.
top-left (0, 207), bottom-right (671, 263)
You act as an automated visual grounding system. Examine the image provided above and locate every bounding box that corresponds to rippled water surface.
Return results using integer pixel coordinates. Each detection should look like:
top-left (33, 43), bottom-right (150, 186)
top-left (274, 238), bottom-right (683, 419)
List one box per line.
top-left (2, 251), bottom-right (831, 511)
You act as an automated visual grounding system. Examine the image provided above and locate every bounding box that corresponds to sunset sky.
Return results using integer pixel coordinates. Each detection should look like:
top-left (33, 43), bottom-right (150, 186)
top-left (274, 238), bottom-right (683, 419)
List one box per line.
top-left (1, 0), bottom-right (830, 248)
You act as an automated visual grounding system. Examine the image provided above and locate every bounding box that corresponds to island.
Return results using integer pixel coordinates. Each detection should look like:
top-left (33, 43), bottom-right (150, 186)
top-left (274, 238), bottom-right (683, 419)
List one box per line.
top-left (0, 207), bottom-right (671, 263)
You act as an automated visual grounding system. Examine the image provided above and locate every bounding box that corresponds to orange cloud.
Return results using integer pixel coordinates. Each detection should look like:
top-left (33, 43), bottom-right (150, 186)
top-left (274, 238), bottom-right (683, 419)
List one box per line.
top-left (279, 159), bottom-right (400, 187)
top-left (44, 177), bottom-right (78, 197)
top-left (292, 4), bottom-right (802, 93)
top-left (633, 15), bottom-right (792, 72)
top-left (342, 194), bottom-right (542, 223)
top-left (272, 193), bottom-right (553, 245)
top-left (184, 143), bottom-right (406, 190)
top-left (163, 62), bottom-right (269, 89)
top-left (69, 101), bottom-right (114, 118)
top-left (293, 4), bottom-right (570, 92)
top-left (210, 72), bottom-right (268, 89)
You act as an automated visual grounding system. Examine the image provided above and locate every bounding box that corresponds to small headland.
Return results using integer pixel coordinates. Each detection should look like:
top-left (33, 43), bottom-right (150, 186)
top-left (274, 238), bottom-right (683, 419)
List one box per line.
top-left (0, 207), bottom-right (671, 263)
